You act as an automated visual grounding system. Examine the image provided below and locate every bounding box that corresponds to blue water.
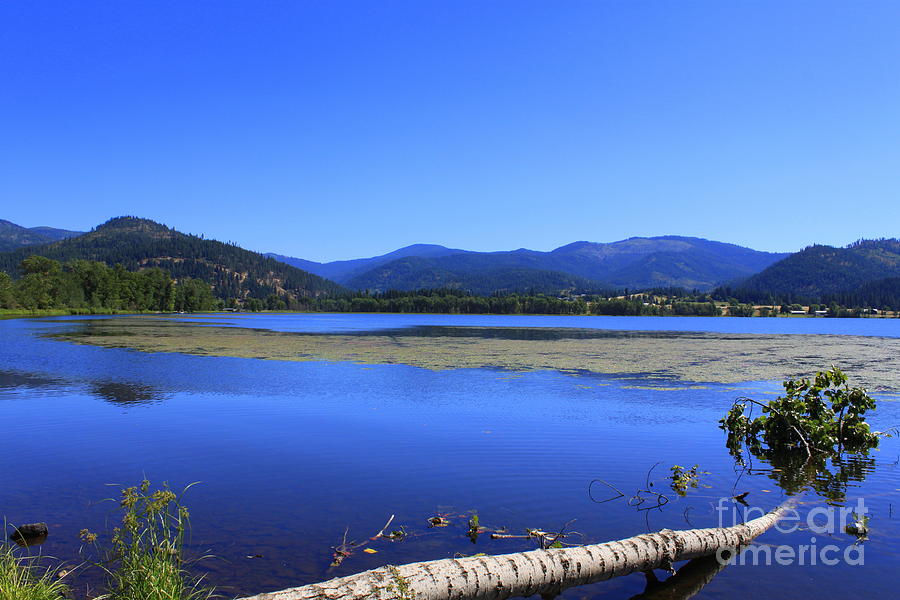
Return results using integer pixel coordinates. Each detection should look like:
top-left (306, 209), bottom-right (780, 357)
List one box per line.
top-left (1, 314), bottom-right (898, 599)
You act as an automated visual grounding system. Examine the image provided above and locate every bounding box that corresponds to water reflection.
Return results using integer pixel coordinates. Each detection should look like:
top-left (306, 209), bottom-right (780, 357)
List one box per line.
top-left (0, 369), bottom-right (62, 392)
top-left (730, 446), bottom-right (878, 503)
top-left (628, 553), bottom-right (729, 600)
top-left (90, 381), bottom-right (168, 406)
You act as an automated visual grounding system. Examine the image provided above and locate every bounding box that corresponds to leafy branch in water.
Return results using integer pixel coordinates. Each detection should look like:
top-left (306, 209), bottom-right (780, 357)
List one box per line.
top-left (719, 367), bottom-right (886, 501)
top-left (719, 367), bottom-right (879, 458)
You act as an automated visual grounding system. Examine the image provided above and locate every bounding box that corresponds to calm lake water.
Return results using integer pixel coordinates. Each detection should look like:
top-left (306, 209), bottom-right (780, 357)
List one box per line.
top-left (1, 313), bottom-right (899, 599)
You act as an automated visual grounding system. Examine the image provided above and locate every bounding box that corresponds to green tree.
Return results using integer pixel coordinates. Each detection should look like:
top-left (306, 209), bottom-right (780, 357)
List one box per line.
top-left (174, 278), bottom-right (216, 312)
top-left (0, 271), bottom-right (15, 308)
top-left (16, 273), bottom-right (54, 311)
top-left (20, 255), bottom-right (61, 276)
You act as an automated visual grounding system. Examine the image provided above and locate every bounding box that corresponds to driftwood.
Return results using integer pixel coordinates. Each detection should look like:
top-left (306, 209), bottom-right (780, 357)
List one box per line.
top-left (238, 503), bottom-right (790, 600)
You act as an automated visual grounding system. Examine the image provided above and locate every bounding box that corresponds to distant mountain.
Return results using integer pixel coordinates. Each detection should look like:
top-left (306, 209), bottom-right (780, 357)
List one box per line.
top-left (720, 239), bottom-right (900, 303)
top-left (0, 219), bottom-right (83, 251)
top-left (284, 236), bottom-right (788, 293)
top-left (548, 237), bottom-right (789, 289)
top-left (27, 225), bottom-right (84, 242)
top-left (346, 255), bottom-right (610, 295)
top-left (266, 243), bottom-right (460, 282)
top-left (0, 216), bottom-right (342, 300)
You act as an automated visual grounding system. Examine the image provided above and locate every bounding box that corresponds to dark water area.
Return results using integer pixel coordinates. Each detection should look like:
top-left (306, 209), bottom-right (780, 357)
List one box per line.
top-left (1, 314), bottom-right (899, 599)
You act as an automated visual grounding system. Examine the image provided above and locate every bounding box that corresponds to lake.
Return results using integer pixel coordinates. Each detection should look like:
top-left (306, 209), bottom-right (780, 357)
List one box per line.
top-left (1, 313), bottom-right (899, 599)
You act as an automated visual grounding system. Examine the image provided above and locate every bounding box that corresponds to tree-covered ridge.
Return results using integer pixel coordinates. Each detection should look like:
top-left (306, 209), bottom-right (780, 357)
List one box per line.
top-left (0, 217), bottom-right (343, 300)
top-left (718, 238), bottom-right (900, 305)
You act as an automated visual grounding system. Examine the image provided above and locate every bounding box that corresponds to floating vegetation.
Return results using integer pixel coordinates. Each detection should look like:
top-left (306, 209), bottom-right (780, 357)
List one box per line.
top-left (669, 464), bottom-right (710, 496)
top-left (49, 317), bottom-right (900, 389)
top-left (621, 385), bottom-right (710, 391)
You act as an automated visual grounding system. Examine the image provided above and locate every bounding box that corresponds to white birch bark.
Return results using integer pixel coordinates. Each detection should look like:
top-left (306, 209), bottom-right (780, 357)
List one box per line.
top-left (239, 503), bottom-right (789, 600)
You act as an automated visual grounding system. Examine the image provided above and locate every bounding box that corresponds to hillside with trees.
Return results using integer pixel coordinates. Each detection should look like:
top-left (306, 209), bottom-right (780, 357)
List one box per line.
top-left (717, 239), bottom-right (900, 305)
top-left (0, 217), bottom-right (343, 302)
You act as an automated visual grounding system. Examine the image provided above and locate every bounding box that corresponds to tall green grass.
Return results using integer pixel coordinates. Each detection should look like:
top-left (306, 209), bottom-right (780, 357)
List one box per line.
top-left (83, 480), bottom-right (212, 600)
top-left (0, 545), bottom-right (68, 600)
top-left (2, 481), bottom-right (212, 600)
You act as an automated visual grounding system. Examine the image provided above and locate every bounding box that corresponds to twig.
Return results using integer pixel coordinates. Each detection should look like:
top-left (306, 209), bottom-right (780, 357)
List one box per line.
top-left (331, 514), bottom-right (397, 567)
top-left (588, 479), bottom-right (625, 504)
top-left (370, 515), bottom-right (395, 540)
top-left (544, 519), bottom-right (577, 549)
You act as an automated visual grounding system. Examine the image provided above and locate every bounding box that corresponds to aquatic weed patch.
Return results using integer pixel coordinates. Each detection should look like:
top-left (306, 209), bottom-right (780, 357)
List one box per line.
top-left (48, 318), bottom-right (900, 390)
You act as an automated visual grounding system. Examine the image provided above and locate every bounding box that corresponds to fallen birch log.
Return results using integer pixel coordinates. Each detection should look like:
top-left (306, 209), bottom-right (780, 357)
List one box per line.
top-left (239, 503), bottom-right (790, 600)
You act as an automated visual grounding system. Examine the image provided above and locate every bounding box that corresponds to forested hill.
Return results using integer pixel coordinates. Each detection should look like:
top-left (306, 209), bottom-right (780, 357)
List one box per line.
top-left (0, 217), bottom-right (343, 300)
top-left (717, 239), bottom-right (900, 305)
top-left (0, 219), bottom-right (83, 252)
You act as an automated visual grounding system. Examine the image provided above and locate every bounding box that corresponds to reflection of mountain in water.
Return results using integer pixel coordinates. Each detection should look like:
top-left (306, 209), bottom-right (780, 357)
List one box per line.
top-left (0, 369), bottom-right (63, 391)
top-left (90, 381), bottom-right (168, 406)
top-left (0, 369), bottom-right (169, 407)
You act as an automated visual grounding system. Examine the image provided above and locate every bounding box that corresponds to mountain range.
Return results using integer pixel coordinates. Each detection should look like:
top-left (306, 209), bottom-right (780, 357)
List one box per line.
top-left (269, 237), bottom-right (790, 293)
top-left (3, 216), bottom-right (899, 306)
top-left (0, 219), bottom-right (83, 252)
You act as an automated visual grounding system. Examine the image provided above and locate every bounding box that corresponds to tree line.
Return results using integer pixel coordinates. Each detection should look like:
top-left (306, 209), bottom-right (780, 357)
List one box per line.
top-left (290, 289), bottom-right (724, 316)
top-left (0, 256), bottom-right (217, 313)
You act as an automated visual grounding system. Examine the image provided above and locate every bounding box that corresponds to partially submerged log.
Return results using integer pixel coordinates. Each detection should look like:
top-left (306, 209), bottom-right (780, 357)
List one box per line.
top-left (239, 503), bottom-right (790, 600)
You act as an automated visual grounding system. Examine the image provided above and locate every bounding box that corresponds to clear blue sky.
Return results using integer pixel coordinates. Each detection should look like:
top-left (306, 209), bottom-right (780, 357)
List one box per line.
top-left (2, 1), bottom-right (898, 261)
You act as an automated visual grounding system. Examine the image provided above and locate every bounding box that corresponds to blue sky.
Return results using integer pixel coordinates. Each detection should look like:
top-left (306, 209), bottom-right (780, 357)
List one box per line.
top-left (2, 1), bottom-right (898, 261)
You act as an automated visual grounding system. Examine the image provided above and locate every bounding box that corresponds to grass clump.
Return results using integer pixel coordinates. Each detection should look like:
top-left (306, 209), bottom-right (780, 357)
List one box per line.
top-left (83, 480), bottom-right (211, 600)
top-left (0, 545), bottom-right (68, 600)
